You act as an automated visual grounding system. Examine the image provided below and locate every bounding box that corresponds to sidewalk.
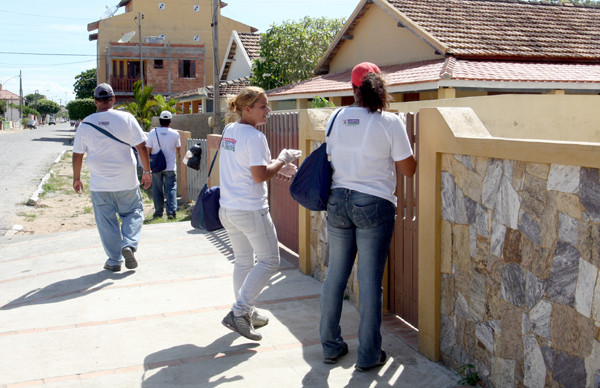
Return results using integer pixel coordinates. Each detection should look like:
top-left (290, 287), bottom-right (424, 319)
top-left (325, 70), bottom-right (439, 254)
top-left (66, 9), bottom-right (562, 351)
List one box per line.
top-left (0, 222), bottom-right (459, 387)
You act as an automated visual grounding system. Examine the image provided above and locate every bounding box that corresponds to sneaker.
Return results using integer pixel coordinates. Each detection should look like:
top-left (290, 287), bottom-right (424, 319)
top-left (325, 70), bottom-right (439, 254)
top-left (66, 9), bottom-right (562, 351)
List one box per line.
top-left (251, 310), bottom-right (269, 328)
top-left (122, 247), bottom-right (138, 269)
top-left (167, 214), bottom-right (176, 220)
top-left (355, 350), bottom-right (387, 372)
top-left (152, 213), bottom-right (163, 219)
top-left (103, 263), bottom-right (121, 272)
top-left (221, 311), bottom-right (262, 341)
top-left (324, 342), bottom-right (348, 364)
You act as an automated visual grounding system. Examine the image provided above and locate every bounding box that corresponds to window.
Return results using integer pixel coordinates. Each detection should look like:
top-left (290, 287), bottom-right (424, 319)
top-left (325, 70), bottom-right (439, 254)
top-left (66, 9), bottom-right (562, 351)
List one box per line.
top-left (154, 60), bottom-right (164, 69)
top-left (178, 60), bottom-right (195, 78)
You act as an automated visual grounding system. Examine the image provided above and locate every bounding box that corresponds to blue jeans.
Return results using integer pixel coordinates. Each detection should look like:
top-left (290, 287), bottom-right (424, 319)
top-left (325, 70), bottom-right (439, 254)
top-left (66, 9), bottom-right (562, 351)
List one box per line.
top-left (320, 188), bottom-right (396, 367)
top-left (90, 188), bottom-right (144, 266)
top-left (218, 206), bottom-right (280, 317)
top-left (151, 170), bottom-right (177, 216)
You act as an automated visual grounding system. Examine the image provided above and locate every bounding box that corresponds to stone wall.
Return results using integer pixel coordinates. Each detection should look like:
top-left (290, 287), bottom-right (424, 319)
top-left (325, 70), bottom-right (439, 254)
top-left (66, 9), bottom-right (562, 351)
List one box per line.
top-left (440, 154), bottom-right (600, 387)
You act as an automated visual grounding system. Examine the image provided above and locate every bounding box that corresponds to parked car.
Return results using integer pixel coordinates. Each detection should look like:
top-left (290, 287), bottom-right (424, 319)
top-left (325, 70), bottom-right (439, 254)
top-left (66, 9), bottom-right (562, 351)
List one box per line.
top-left (27, 119), bottom-right (37, 129)
top-left (70, 120), bottom-right (76, 126)
top-left (48, 117), bottom-right (56, 125)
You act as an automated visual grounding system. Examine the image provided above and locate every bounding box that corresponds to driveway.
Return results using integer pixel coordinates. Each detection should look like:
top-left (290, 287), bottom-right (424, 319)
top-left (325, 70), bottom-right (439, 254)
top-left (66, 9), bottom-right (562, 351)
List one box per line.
top-left (0, 122), bottom-right (75, 236)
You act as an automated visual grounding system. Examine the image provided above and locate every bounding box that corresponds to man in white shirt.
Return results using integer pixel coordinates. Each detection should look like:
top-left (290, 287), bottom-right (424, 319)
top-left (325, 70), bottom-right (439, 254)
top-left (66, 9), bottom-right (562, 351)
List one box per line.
top-left (145, 111), bottom-right (181, 219)
top-left (72, 83), bottom-right (152, 272)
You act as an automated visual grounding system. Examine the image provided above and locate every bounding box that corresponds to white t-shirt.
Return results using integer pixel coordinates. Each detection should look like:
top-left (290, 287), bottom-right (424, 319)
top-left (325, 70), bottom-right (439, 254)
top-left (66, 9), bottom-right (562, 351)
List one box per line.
top-left (145, 127), bottom-right (181, 171)
top-left (218, 122), bottom-right (271, 211)
top-left (326, 107), bottom-right (414, 206)
top-left (73, 109), bottom-right (147, 192)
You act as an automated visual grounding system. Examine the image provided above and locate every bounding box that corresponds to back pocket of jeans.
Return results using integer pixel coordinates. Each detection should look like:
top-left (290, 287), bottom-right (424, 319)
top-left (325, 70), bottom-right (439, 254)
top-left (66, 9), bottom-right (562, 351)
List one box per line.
top-left (351, 203), bottom-right (379, 229)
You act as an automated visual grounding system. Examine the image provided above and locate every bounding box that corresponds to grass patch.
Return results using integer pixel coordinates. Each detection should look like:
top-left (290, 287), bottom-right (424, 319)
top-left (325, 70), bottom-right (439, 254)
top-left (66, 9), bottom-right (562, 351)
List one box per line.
top-left (17, 212), bottom-right (37, 221)
top-left (139, 178), bottom-right (193, 225)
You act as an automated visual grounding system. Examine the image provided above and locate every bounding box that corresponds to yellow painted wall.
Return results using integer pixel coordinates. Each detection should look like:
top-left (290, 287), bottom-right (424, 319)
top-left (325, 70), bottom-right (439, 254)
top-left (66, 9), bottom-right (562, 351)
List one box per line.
top-left (95, 0), bottom-right (253, 85)
top-left (328, 3), bottom-right (442, 74)
top-left (391, 94), bottom-right (600, 142)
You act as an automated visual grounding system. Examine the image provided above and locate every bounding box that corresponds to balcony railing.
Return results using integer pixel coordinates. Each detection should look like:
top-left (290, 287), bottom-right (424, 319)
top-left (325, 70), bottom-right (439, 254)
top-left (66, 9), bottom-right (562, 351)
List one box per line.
top-left (110, 76), bottom-right (140, 93)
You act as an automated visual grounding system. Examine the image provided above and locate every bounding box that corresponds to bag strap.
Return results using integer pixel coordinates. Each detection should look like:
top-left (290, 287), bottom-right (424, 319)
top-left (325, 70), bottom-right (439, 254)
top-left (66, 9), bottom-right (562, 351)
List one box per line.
top-left (325, 108), bottom-right (343, 138)
top-left (154, 129), bottom-right (162, 150)
top-left (207, 125), bottom-right (227, 178)
top-left (82, 121), bottom-right (130, 147)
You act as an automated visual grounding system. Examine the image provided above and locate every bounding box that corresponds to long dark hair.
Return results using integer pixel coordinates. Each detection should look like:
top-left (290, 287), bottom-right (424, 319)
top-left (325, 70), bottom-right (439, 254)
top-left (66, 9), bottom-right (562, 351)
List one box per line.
top-left (355, 73), bottom-right (391, 113)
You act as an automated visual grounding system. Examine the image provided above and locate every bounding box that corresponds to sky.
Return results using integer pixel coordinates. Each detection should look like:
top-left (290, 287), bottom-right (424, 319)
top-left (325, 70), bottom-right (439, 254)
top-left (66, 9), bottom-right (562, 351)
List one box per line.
top-left (0, 0), bottom-right (356, 106)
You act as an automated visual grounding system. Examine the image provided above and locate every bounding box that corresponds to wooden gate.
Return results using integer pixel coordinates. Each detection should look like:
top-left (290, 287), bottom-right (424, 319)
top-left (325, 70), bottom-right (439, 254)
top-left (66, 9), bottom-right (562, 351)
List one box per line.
top-left (257, 112), bottom-right (300, 253)
top-left (388, 113), bottom-right (419, 328)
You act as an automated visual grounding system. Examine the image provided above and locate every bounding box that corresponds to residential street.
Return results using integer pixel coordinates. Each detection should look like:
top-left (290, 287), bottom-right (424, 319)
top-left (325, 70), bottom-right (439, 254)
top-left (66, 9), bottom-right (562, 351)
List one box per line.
top-left (0, 122), bottom-right (74, 236)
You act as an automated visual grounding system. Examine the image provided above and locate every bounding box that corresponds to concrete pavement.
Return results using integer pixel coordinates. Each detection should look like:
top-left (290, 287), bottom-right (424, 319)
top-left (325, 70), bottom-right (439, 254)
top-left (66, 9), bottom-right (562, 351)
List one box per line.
top-left (0, 222), bottom-right (460, 387)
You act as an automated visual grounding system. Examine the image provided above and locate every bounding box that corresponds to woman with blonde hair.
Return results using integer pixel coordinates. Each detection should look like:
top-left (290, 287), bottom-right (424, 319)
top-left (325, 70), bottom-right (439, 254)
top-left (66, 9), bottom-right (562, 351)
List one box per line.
top-left (219, 86), bottom-right (301, 341)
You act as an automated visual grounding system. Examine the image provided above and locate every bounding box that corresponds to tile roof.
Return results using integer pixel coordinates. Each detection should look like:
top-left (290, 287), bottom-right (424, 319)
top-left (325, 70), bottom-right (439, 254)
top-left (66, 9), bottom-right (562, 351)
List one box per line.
top-left (390, 0), bottom-right (600, 61)
top-left (237, 32), bottom-right (261, 61)
top-left (0, 89), bottom-right (20, 101)
top-left (172, 77), bottom-right (251, 100)
top-left (207, 76), bottom-right (251, 98)
top-left (268, 58), bottom-right (600, 98)
top-left (318, 0), bottom-right (600, 73)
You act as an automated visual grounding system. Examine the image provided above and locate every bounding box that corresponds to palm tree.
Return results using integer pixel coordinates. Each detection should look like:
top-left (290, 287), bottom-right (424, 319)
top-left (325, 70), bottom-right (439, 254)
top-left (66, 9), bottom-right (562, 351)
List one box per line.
top-left (116, 81), bottom-right (179, 131)
top-left (117, 81), bottom-right (157, 131)
top-left (152, 94), bottom-right (177, 117)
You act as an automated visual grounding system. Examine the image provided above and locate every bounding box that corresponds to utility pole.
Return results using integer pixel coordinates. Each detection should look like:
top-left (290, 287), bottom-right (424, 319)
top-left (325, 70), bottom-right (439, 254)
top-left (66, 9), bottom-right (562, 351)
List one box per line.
top-left (136, 12), bottom-right (145, 90)
top-left (211, 0), bottom-right (221, 133)
top-left (19, 70), bottom-right (22, 120)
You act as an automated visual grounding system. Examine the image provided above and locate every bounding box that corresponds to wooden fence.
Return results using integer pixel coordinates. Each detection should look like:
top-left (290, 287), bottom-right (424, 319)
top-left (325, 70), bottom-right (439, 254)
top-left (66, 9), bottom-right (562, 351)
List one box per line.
top-left (388, 112), bottom-right (419, 327)
top-left (257, 112), bottom-right (300, 253)
top-left (185, 138), bottom-right (208, 201)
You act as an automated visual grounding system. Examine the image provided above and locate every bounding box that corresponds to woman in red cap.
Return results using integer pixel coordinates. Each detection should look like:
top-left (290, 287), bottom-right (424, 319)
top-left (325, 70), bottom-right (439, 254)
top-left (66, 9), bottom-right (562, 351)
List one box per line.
top-left (319, 62), bottom-right (417, 371)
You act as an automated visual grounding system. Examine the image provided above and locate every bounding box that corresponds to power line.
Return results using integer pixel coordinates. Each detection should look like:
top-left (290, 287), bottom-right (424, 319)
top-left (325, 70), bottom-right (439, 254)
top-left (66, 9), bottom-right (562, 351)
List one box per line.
top-left (0, 60), bottom-right (96, 67)
top-left (0, 51), bottom-right (96, 57)
top-left (0, 10), bottom-right (91, 21)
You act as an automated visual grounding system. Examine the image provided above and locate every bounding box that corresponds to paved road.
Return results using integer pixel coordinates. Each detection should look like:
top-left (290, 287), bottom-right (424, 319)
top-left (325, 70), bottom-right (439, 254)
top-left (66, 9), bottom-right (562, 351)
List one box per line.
top-left (0, 122), bottom-right (75, 236)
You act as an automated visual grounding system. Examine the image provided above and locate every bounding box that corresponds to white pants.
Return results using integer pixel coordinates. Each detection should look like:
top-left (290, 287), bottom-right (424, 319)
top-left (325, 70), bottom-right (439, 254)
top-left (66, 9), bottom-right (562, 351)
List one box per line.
top-left (219, 206), bottom-right (280, 317)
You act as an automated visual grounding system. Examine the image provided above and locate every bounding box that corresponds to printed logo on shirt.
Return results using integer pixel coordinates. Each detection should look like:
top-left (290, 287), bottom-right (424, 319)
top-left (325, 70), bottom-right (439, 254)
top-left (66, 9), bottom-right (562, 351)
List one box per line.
top-left (99, 121), bottom-right (110, 126)
top-left (344, 119), bottom-right (360, 126)
top-left (222, 137), bottom-right (236, 151)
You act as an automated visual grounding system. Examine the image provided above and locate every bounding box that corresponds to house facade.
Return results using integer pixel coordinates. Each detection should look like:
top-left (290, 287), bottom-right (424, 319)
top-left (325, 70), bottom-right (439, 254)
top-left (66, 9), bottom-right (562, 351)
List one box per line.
top-left (172, 30), bottom-right (260, 114)
top-left (87, 0), bottom-right (255, 103)
top-left (267, 0), bottom-right (600, 110)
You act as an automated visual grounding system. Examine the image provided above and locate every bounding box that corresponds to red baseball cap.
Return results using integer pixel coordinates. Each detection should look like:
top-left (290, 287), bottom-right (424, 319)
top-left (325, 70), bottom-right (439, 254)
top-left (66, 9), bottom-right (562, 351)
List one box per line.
top-left (351, 62), bottom-right (381, 87)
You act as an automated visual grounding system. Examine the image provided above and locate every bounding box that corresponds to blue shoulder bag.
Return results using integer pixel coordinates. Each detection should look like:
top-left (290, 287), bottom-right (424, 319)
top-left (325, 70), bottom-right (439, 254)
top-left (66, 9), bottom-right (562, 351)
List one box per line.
top-left (289, 108), bottom-right (342, 211)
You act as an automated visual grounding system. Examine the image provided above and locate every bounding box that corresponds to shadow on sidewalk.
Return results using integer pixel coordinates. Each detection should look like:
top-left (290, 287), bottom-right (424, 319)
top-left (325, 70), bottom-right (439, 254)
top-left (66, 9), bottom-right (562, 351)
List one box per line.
top-left (0, 270), bottom-right (134, 310)
top-left (141, 333), bottom-right (259, 387)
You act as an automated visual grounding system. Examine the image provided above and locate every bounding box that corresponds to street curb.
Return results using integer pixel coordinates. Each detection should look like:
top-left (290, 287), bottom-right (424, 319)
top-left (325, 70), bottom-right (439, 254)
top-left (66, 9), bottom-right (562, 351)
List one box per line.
top-left (25, 150), bottom-right (68, 207)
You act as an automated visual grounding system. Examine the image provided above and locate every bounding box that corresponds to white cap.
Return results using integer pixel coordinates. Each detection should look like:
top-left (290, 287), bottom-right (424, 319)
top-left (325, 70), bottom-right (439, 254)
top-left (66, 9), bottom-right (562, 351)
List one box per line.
top-left (159, 111), bottom-right (172, 119)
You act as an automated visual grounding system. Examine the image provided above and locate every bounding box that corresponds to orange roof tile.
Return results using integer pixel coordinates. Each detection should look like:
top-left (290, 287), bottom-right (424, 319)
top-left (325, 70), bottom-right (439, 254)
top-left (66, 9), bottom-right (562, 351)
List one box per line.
top-left (388, 0), bottom-right (600, 61)
top-left (268, 58), bottom-right (600, 98)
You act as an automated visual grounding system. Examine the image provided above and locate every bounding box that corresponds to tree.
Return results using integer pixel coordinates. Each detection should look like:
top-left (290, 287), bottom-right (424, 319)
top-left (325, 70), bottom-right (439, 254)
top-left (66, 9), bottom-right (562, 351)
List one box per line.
top-left (74, 69), bottom-right (98, 99)
top-left (66, 99), bottom-right (96, 120)
top-left (116, 81), bottom-right (178, 131)
top-left (251, 16), bottom-right (345, 90)
top-left (36, 99), bottom-right (60, 118)
top-left (24, 93), bottom-right (46, 106)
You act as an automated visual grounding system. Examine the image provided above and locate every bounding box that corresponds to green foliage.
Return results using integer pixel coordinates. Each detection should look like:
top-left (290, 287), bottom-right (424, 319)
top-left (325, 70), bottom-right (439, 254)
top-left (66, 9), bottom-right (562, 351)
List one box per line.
top-left (22, 105), bottom-right (40, 118)
top-left (116, 81), bottom-right (157, 131)
top-left (116, 81), bottom-right (178, 131)
top-left (311, 96), bottom-right (335, 108)
top-left (251, 16), bottom-right (346, 90)
top-left (36, 99), bottom-right (60, 117)
top-left (152, 93), bottom-right (177, 116)
top-left (66, 99), bottom-right (97, 120)
top-left (74, 69), bottom-right (98, 99)
top-left (457, 364), bottom-right (480, 386)
top-left (24, 93), bottom-right (46, 106)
